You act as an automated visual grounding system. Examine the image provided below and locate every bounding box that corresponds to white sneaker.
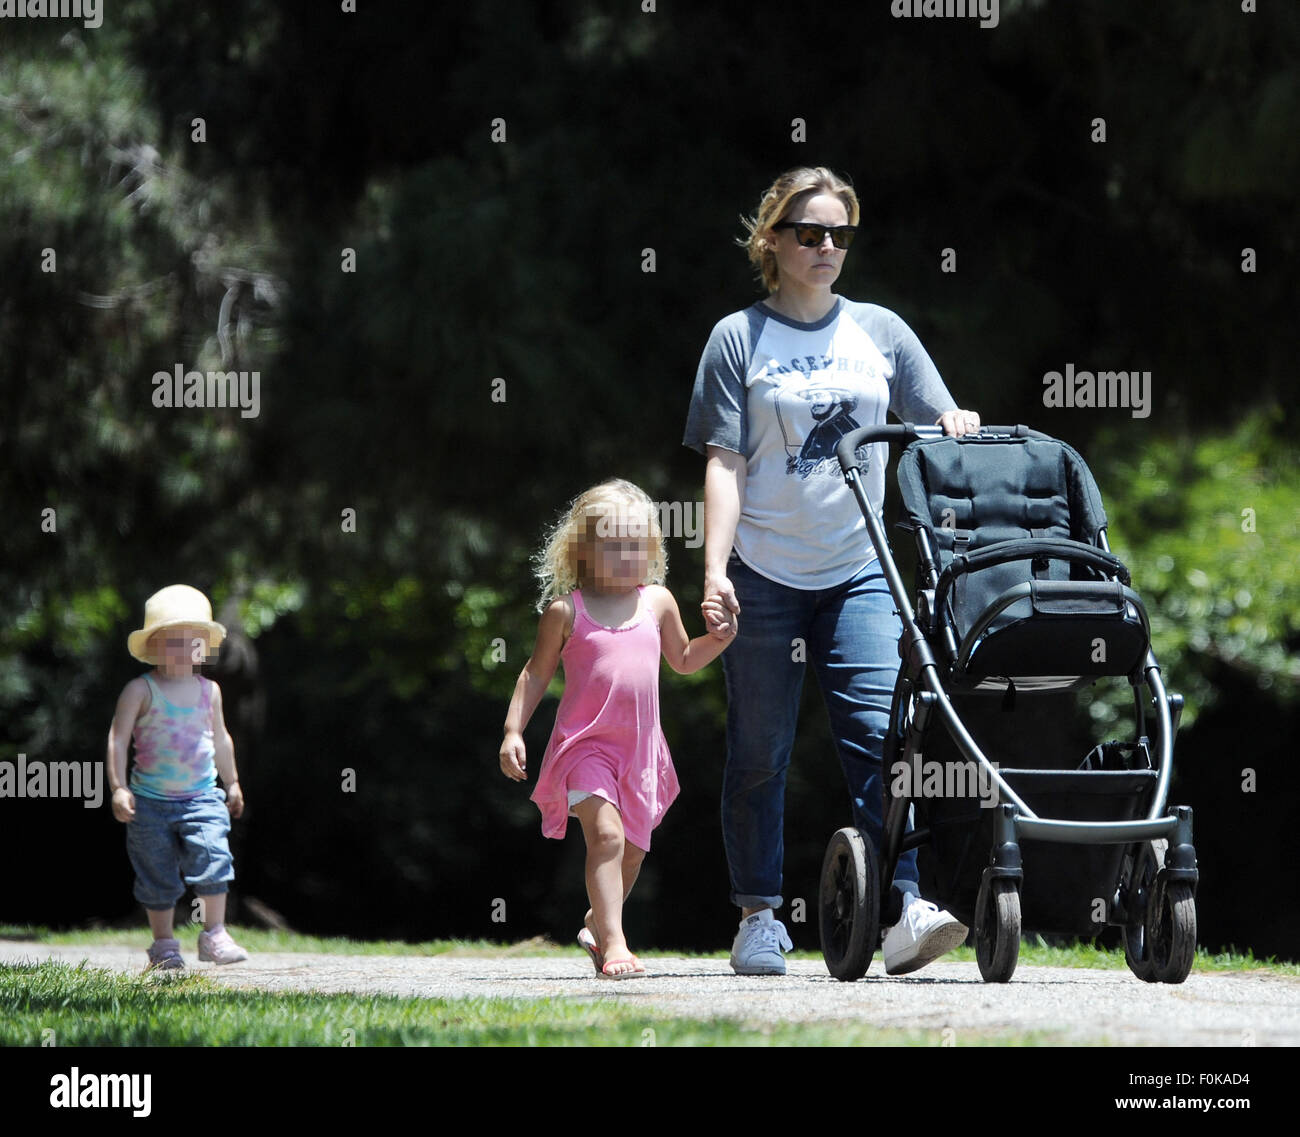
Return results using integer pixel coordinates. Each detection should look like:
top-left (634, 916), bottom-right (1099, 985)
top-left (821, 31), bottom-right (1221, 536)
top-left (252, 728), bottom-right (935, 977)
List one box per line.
top-left (882, 897), bottom-right (968, 975)
top-left (729, 910), bottom-right (793, 976)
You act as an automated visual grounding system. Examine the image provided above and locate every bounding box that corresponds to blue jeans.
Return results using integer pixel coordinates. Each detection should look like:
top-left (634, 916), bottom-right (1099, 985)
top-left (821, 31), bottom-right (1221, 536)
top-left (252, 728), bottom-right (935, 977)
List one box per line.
top-left (125, 788), bottom-right (235, 910)
top-left (721, 553), bottom-right (918, 910)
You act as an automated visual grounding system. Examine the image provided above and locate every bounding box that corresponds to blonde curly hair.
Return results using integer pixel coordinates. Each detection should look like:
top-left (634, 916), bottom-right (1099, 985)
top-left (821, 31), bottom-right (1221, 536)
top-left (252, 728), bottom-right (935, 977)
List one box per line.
top-left (534, 479), bottom-right (667, 611)
top-left (739, 166), bottom-right (861, 293)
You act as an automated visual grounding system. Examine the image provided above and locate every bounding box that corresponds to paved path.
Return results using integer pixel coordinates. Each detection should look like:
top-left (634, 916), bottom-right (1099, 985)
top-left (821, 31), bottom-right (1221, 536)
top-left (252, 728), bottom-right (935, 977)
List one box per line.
top-left (3, 941), bottom-right (1296, 1046)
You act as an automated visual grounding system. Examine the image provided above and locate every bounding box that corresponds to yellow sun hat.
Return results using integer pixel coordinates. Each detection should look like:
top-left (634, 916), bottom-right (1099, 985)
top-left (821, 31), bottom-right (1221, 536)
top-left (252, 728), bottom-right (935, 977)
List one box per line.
top-left (127, 584), bottom-right (227, 664)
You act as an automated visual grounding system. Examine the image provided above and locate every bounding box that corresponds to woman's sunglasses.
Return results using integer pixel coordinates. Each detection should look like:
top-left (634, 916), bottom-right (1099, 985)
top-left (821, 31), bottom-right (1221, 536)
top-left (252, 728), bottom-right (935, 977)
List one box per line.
top-left (773, 222), bottom-right (858, 249)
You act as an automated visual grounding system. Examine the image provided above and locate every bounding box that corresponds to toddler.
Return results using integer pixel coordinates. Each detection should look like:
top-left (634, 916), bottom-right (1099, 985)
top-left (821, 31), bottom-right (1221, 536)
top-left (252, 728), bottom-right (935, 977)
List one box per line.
top-left (107, 584), bottom-right (248, 970)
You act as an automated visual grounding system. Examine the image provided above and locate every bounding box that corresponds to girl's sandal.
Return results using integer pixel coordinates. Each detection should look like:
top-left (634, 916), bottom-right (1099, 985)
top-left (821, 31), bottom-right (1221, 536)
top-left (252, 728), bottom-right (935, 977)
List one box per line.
top-left (598, 954), bottom-right (646, 980)
top-left (577, 927), bottom-right (603, 974)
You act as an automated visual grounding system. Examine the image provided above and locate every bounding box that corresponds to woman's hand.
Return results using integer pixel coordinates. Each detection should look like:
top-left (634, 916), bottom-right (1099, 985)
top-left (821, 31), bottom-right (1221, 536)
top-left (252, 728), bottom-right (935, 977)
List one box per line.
top-left (937, 409), bottom-right (981, 438)
top-left (225, 781), bottom-right (245, 819)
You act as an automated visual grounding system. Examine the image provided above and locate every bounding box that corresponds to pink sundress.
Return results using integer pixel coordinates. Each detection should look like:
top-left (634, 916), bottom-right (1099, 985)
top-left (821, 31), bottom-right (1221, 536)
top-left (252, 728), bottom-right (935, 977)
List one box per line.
top-left (530, 587), bottom-right (679, 851)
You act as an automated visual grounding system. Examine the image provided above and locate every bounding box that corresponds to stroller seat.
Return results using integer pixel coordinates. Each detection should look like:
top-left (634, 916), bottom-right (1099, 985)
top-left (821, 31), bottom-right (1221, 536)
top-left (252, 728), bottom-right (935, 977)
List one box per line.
top-left (896, 436), bottom-right (1150, 692)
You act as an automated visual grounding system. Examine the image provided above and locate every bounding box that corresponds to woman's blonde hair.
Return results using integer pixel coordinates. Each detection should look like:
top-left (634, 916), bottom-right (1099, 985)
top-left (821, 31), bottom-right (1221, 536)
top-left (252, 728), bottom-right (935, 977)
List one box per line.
top-left (739, 166), bottom-right (861, 293)
top-left (534, 479), bottom-right (667, 611)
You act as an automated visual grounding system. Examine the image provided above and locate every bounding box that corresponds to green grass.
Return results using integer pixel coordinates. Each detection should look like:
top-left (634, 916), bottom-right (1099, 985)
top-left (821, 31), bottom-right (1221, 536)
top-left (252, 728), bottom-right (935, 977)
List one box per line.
top-left (2, 924), bottom-right (1295, 974)
top-left (0, 960), bottom-right (1053, 1047)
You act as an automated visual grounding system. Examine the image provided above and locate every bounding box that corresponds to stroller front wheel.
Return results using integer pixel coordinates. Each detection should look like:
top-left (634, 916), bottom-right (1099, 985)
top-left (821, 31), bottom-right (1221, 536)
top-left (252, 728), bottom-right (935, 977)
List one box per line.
top-left (975, 876), bottom-right (1021, 983)
top-left (1147, 876), bottom-right (1197, 984)
top-left (819, 827), bottom-right (879, 982)
top-left (1122, 839), bottom-right (1163, 982)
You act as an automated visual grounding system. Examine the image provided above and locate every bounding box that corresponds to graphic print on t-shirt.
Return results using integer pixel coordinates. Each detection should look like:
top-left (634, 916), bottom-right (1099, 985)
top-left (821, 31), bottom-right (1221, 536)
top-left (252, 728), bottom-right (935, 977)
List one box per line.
top-left (773, 384), bottom-right (863, 480)
top-left (684, 299), bottom-right (955, 589)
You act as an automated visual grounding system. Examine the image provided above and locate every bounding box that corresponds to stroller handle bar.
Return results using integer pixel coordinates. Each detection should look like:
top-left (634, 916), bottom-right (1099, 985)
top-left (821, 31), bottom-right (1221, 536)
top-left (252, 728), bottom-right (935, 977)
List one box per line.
top-left (836, 423), bottom-right (1050, 476)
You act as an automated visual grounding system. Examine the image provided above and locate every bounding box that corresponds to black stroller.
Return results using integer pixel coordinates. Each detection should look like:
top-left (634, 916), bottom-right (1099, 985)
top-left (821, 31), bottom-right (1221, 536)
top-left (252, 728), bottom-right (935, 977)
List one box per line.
top-left (818, 425), bottom-right (1198, 983)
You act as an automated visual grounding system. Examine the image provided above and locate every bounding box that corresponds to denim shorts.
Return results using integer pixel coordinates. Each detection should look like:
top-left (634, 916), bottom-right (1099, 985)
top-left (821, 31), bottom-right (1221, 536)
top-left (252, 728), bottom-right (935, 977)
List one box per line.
top-left (125, 787), bottom-right (235, 910)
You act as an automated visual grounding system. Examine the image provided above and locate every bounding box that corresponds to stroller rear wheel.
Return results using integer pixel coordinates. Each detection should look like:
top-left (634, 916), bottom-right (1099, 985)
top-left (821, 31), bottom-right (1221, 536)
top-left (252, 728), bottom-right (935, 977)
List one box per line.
top-left (975, 876), bottom-right (1020, 982)
top-left (819, 827), bottom-right (879, 981)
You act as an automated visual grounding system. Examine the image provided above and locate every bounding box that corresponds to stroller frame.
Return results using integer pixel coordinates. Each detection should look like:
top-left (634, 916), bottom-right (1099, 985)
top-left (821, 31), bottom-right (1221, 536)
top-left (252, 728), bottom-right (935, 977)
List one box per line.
top-left (817, 424), bottom-right (1198, 984)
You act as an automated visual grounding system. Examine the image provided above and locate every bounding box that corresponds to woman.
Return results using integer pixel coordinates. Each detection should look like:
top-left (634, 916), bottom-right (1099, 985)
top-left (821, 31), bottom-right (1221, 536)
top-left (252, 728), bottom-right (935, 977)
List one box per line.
top-left (683, 166), bottom-right (982, 975)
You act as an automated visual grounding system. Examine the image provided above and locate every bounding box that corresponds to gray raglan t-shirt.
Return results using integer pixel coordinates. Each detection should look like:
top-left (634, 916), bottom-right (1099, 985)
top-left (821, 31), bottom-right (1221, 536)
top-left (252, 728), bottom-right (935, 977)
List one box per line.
top-left (683, 297), bottom-right (957, 589)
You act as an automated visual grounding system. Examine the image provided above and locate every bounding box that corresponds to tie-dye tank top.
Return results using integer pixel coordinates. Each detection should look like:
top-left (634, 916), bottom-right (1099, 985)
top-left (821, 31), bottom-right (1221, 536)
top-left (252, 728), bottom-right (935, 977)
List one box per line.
top-left (130, 673), bottom-right (219, 800)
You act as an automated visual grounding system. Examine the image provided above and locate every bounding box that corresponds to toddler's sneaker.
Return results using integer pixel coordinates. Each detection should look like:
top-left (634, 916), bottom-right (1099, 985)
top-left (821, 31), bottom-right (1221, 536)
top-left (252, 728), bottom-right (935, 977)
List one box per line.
top-left (882, 897), bottom-right (968, 975)
top-left (730, 909), bottom-right (793, 976)
top-left (145, 938), bottom-right (185, 971)
top-left (197, 926), bottom-right (249, 965)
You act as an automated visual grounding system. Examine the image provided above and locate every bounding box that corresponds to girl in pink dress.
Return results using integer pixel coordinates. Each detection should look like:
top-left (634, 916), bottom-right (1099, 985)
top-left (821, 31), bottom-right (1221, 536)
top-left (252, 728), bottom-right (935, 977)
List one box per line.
top-left (500, 479), bottom-right (736, 978)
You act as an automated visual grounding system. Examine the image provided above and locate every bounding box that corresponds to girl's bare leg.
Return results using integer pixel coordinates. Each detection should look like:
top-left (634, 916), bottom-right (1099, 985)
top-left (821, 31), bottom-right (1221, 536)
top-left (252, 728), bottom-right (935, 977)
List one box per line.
top-left (572, 797), bottom-right (642, 975)
top-left (584, 840), bottom-right (646, 949)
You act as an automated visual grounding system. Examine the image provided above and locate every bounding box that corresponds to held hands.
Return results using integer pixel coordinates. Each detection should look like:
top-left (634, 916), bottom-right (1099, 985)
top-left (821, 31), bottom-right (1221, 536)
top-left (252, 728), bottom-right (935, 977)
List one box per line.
top-left (701, 596), bottom-right (738, 641)
top-left (111, 786), bottom-right (135, 823)
top-left (702, 572), bottom-right (741, 640)
top-left (500, 731), bottom-right (527, 781)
